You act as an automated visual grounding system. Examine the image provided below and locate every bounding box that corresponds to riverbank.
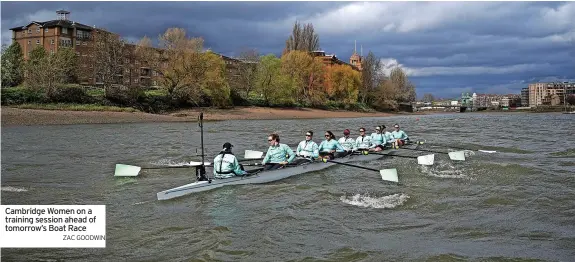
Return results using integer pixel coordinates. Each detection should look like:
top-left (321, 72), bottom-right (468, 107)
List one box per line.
top-left (1, 106), bottom-right (416, 127)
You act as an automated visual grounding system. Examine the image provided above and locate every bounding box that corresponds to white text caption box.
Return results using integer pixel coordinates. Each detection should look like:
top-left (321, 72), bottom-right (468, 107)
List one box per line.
top-left (1, 205), bottom-right (106, 248)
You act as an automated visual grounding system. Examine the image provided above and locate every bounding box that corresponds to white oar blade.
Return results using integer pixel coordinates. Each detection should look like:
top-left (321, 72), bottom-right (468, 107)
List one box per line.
top-left (479, 150), bottom-right (496, 153)
top-left (448, 151), bottom-right (466, 161)
top-left (114, 164), bottom-right (141, 177)
top-left (188, 161), bottom-right (211, 166)
top-left (245, 150), bottom-right (264, 159)
top-left (417, 154), bottom-right (435, 166)
top-left (380, 168), bottom-right (399, 183)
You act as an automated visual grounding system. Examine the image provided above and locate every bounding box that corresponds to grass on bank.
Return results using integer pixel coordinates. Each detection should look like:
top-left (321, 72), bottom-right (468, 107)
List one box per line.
top-left (13, 103), bottom-right (140, 112)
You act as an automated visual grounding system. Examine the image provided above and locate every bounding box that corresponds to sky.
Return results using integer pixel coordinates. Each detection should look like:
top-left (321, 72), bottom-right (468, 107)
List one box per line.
top-left (1, 1), bottom-right (574, 99)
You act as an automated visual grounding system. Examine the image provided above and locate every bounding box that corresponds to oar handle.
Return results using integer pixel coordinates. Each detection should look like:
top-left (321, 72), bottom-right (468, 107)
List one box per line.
top-left (323, 159), bottom-right (380, 172)
top-left (366, 151), bottom-right (418, 159)
top-left (400, 147), bottom-right (447, 154)
top-left (142, 165), bottom-right (200, 170)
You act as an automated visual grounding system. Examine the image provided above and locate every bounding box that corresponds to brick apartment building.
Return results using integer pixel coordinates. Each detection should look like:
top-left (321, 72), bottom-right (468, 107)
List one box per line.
top-left (10, 10), bottom-right (363, 88)
top-left (528, 82), bottom-right (575, 106)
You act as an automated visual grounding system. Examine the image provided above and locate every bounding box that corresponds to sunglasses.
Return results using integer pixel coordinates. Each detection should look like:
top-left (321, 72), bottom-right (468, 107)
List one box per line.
top-left (306, 134), bottom-right (311, 136)
top-left (359, 130), bottom-right (365, 132)
top-left (268, 139), bottom-right (273, 142)
top-left (325, 135), bottom-right (330, 137)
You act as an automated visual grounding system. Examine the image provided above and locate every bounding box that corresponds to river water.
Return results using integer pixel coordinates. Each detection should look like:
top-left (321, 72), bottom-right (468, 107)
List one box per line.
top-left (2, 112), bottom-right (574, 261)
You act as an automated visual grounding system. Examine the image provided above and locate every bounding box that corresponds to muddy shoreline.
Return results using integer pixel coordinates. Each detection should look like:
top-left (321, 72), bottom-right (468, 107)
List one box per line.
top-left (1, 106), bottom-right (427, 127)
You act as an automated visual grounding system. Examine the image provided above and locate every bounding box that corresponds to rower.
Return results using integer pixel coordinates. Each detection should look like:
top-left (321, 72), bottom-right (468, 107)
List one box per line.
top-left (213, 142), bottom-right (248, 179)
top-left (262, 133), bottom-right (296, 170)
top-left (391, 124), bottom-right (409, 148)
top-left (355, 127), bottom-right (372, 152)
top-left (381, 125), bottom-right (394, 147)
top-left (318, 131), bottom-right (346, 160)
top-left (294, 131), bottom-right (319, 165)
top-left (369, 125), bottom-right (387, 152)
top-left (337, 129), bottom-right (355, 157)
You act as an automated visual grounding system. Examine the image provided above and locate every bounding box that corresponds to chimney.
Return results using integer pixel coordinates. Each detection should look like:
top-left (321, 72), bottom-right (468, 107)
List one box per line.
top-left (56, 10), bottom-right (70, 21)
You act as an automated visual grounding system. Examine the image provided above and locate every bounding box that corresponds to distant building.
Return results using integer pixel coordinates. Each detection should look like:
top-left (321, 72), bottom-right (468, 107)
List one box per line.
top-left (521, 87), bottom-right (529, 107)
top-left (9, 9), bottom-right (258, 87)
top-left (528, 81), bottom-right (575, 106)
top-left (349, 40), bottom-right (363, 71)
top-left (310, 50), bottom-right (360, 71)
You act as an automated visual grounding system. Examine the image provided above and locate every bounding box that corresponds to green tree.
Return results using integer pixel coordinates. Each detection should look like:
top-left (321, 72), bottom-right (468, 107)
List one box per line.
top-left (1, 42), bottom-right (24, 87)
top-left (255, 54), bottom-right (293, 105)
top-left (23, 46), bottom-right (78, 98)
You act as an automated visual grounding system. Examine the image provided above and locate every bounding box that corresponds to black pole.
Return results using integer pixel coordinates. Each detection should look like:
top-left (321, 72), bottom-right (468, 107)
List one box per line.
top-left (199, 112), bottom-right (204, 165)
top-left (197, 112), bottom-right (210, 182)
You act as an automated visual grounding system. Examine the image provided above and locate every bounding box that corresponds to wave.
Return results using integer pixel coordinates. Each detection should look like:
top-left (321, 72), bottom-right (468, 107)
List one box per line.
top-left (340, 193), bottom-right (409, 209)
top-left (1, 186), bottom-right (28, 192)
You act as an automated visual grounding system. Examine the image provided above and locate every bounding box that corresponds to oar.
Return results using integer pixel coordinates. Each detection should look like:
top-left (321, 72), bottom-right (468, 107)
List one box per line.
top-left (114, 162), bottom-right (210, 177)
top-left (321, 158), bottom-right (399, 183)
top-left (364, 151), bottom-right (435, 166)
top-left (416, 141), bottom-right (497, 153)
top-left (398, 147), bottom-right (466, 161)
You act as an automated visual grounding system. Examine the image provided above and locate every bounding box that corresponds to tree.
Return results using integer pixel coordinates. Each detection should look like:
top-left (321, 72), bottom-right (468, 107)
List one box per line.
top-left (254, 54), bottom-right (293, 105)
top-left (389, 67), bottom-right (416, 103)
top-left (359, 51), bottom-right (383, 104)
top-left (566, 94), bottom-right (575, 105)
top-left (91, 28), bottom-right (129, 98)
top-left (236, 48), bottom-right (259, 98)
top-left (136, 28), bottom-right (231, 107)
top-left (323, 64), bottom-right (361, 105)
top-left (373, 79), bottom-right (400, 111)
top-left (56, 47), bottom-right (79, 84)
top-left (422, 93), bottom-right (435, 102)
top-left (1, 42), bottom-right (24, 87)
top-left (280, 50), bottom-right (325, 105)
top-left (23, 46), bottom-right (78, 98)
top-left (284, 21), bottom-right (320, 54)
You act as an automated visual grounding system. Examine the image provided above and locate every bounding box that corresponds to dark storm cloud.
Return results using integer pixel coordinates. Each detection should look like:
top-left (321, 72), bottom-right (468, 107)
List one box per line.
top-left (1, 1), bottom-right (574, 98)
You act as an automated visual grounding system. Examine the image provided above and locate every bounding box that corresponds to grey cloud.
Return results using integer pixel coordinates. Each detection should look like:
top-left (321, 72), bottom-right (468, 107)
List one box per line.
top-left (1, 1), bottom-right (574, 98)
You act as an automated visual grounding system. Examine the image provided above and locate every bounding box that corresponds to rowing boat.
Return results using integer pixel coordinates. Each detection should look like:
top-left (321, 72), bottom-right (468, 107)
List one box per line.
top-left (156, 144), bottom-right (418, 201)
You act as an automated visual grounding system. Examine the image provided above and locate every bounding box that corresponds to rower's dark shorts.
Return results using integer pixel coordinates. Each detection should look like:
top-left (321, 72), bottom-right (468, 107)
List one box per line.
top-left (375, 144), bottom-right (385, 150)
top-left (319, 152), bottom-right (335, 159)
top-left (335, 151), bottom-right (351, 158)
top-left (264, 163), bottom-right (283, 170)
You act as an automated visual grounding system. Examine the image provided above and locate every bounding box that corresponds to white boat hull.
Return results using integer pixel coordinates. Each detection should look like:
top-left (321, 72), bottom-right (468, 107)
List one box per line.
top-left (156, 145), bottom-right (417, 201)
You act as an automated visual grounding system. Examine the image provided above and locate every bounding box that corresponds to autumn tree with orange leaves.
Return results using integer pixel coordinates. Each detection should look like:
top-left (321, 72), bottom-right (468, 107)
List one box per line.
top-left (280, 50), bottom-right (325, 106)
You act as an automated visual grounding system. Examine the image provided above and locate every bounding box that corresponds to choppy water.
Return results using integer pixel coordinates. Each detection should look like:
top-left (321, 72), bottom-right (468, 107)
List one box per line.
top-left (2, 112), bottom-right (574, 261)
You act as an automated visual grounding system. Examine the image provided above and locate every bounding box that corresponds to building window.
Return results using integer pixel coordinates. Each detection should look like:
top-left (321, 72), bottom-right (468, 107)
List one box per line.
top-left (62, 28), bottom-right (68, 34)
top-left (28, 29), bottom-right (32, 33)
top-left (83, 42), bottom-right (87, 46)
top-left (134, 79), bottom-right (139, 83)
top-left (76, 41), bottom-right (80, 45)
top-left (28, 40), bottom-right (31, 45)
top-left (36, 40), bottom-right (40, 45)
top-left (51, 39), bottom-right (54, 45)
top-left (37, 28), bottom-right (40, 33)
top-left (45, 28), bottom-right (49, 33)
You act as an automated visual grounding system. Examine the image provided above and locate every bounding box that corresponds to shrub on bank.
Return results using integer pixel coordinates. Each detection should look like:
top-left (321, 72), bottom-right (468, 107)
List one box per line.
top-left (1, 86), bottom-right (45, 105)
top-left (47, 85), bottom-right (94, 104)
